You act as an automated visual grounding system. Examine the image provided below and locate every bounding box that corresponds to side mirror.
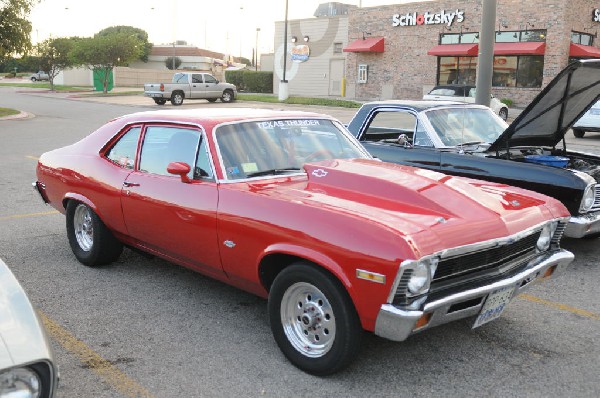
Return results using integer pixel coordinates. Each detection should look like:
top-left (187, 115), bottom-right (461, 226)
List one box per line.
top-left (167, 162), bottom-right (192, 183)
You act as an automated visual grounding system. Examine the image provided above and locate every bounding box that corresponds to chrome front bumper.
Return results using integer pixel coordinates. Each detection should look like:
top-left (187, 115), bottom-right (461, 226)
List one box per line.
top-left (374, 249), bottom-right (574, 342)
top-left (564, 212), bottom-right (600, 238)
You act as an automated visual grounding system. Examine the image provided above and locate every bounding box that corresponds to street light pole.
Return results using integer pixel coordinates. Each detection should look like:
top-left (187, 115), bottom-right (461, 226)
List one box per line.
top-left (255, 28), bottom-right (261, 71)
top-left (475, 0), bottom-right (496, 107)
top-left (279, 0), bottom-right (290, 100)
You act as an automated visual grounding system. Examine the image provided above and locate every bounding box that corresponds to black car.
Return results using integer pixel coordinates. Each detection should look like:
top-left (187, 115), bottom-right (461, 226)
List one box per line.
top-left (347, 60), bottom-right (600, 239)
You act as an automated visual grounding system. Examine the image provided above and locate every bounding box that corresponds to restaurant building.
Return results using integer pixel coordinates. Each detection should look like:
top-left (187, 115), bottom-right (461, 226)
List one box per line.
top-left (274, 0), bottom-right (600, 106)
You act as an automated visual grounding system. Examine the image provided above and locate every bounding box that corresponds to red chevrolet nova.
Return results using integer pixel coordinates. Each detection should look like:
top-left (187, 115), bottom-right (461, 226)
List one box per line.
top-left (34, 108), bottom-right (573, 375)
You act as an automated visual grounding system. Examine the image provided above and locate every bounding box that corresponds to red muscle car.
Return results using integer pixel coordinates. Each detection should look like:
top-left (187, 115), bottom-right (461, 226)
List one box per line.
top-left (34, 108), bottom-right (574, 375)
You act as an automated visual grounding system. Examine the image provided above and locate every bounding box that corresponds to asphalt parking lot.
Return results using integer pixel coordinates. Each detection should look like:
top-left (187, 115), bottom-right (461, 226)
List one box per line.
top-left (1, 86), bottom-right (599, 397)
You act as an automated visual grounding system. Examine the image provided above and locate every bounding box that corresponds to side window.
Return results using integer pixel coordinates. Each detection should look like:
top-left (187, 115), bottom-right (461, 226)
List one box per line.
top-left (413, 122), bottom-right (434, 147)
top-left (194, 137), bottom-right (214, 180)
top-left (106, 127), bottom-right (141, 169)
top-left (191, 74), bottom-right (203, 83)
top-left (204, 75), bottom-right (217, 84)
top-left (139, 126), bottom-right (200, 178)
top-left (363, 111), bottom-right (417, 144)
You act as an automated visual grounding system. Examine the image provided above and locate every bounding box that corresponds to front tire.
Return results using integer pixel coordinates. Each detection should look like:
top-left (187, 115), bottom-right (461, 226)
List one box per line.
top-left (221, 90), bottom-right (234, 103)
top-left (573, 128), bottom-right (585, 138)
top-left (66, 201), bottom-right (123, 266)
top-left (170, 91), bottom-right (184, 106)
top-left (268, 263), bottom-right (362, 375)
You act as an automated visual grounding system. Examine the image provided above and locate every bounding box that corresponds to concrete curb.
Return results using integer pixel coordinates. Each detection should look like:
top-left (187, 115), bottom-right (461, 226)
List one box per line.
top-left (0, 111), bottom-right (32, 121)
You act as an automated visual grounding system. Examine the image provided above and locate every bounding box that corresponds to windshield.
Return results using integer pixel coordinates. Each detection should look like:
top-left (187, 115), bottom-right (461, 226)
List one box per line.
top-left (425, 107), bottom-right (507, 146)
top-left (216, 119), bottom-right (369, 180)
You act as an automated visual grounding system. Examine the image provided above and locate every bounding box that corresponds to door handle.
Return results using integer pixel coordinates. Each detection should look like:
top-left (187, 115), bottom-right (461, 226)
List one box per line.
top-left (123, 181), bottom-right (140, 187)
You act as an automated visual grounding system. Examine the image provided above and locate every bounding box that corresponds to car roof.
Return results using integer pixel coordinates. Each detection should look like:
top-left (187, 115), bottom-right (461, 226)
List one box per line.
top-left (360, 100), bottom-right (476, 112)
top-left (431, 84), bottom-right (475, 89)
top-left (117, 108), bottom-right (332, 125)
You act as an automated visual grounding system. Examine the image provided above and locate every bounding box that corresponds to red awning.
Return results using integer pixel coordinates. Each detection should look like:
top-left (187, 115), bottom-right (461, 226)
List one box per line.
top-left (343, 37), bottom-right (384, 53)
top-left (570, 43), bottom-right (600, 58)
top-left (427, 44), bottom-right (478, 56)
top-left (494, 42), bottom-right (546, 55)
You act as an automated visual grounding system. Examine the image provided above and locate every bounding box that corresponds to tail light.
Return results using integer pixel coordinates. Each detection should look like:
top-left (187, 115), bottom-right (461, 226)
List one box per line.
top-left (160, 83), bottom-right (164, 91)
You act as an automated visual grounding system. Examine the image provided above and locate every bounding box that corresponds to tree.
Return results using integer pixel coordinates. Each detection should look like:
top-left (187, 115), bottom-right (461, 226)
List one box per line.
top-left (37, 38), bottom-right (77, 91)
top-left (164, 56), bottom-right (182, 70)
top-left (71, 32), bottom-right (142, 93)
top-left (0, 0), bottom-right (38, 60)
top-left (96, 26), bottom-right (152, 62)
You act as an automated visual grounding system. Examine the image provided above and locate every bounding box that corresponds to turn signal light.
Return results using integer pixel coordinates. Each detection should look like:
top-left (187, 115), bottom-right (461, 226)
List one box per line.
top-left (413, 313), bottom-right (432, 330)
top-left (543, 266), bottom-right (556, 278)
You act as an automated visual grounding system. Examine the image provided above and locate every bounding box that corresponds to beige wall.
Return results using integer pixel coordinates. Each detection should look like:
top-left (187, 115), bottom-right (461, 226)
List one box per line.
top-left (55, 67), bottom-right (93, 86)
top-left (273, 16), bottom-right (348, 97)
top-left (114, 67), bottom-right (225, 88)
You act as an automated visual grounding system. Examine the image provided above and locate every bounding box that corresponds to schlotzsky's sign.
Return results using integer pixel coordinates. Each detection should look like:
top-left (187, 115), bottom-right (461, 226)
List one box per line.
top-left (392, 9), bottom-right (465, 27)
top-left (594, 9), bottom-right (600, 22)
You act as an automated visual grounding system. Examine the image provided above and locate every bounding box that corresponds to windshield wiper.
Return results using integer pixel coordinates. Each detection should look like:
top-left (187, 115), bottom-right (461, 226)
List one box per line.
top-left (457, 141), bottom-right (485, 146)
top-left (246, 167), bottom-right (302, 178)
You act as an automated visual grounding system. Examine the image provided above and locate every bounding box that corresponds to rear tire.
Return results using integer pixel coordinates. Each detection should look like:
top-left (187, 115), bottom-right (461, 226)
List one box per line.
top-left (66, 201), bottom-right (123, 266)
top-left (31, 77), bottom-right (37, 82)
top-left (154, 98), bottom-right (167, 105)
top-left (268, 263), bottom-right (362, 375)
top-left (573, 128), bottom-right (585, 138)
top-left (221, 90), bottom-right (234, 103)
top-left (170, 91), bottom-right (184, 106)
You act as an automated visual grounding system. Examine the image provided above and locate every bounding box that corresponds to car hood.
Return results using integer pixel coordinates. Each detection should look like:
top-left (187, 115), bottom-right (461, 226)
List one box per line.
top-left (290, 159), bottom-right (560, 255)
top-left (489, 59), bottom-right (600, 152)
top-left (0, 259), bottom-right (53, 369)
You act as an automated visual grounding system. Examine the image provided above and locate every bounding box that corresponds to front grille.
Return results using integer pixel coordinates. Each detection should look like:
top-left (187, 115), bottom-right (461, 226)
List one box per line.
top-left (591, 185), bottom-right (600, 212)
top-left (432, 232), bottom-right (540, 284)
top-left (551, 222), bottom-right (567, 246)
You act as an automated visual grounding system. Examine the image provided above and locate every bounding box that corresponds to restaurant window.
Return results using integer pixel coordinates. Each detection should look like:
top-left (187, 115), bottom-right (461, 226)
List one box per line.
top-left (492, 56), bottom-right (543, 87)
top-left (437, 56), bottom-right (478, 85)
top-left (495, 30), bottom-right (546, 43)
top-left (358, 64), bottom-right (368, 83)
top-left (571, 31), bottom-right (595, 46)
top-left (439, 32), bottom-right (479, 45)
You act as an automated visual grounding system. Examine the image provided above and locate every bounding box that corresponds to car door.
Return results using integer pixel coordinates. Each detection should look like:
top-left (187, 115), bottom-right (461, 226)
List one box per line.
top-left (120, 124), bottom-right (223, 277)
top-left (202, 74), bottom-right (221, 98)
top-left (357, 108), bottom-right (442, 170)
top-left (190, 74), bottom-right (206, 98)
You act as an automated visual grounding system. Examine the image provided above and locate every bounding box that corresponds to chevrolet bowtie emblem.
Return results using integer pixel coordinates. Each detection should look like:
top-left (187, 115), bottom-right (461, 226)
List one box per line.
top-left (312, 169), bottom-right (328, 178)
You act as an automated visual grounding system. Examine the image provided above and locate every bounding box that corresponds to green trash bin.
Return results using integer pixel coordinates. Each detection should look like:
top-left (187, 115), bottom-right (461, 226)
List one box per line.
top-left (93, 69), bottom-right (114, 92)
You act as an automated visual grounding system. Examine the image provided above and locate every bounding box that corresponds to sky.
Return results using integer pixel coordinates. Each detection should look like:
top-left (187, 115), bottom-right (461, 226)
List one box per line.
top-left (29, 0), bottom-right (413, 59)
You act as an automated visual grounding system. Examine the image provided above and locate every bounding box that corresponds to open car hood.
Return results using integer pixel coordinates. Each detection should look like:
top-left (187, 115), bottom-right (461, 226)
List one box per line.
top-left (488, 60), bottom-right (600, 152)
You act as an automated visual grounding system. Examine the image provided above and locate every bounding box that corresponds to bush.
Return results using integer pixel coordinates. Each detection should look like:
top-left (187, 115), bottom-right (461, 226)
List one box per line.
top-left (500, 98), bottom-right (514, 107)
top-left (225, 70), bottom-right (273, 93)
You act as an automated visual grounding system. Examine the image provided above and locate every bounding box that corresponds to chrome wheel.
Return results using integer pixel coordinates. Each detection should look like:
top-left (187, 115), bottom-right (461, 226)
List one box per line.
top-left (73, 204), bottom-right (94, 252)
top-left (221, 90), bottom-right (233, 103)
top-left (281, 282), bottom-right (336, 358)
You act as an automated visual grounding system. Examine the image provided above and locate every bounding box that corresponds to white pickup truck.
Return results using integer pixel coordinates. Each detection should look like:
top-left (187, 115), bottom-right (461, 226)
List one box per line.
top-left (144, 72), bottom-right (237, 105)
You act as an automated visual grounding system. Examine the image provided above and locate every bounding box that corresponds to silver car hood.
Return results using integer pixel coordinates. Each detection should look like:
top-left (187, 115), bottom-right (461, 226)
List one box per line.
top-left (0, 258), bottom-right (53, 369)
top-left (489, 59), bottom-right (600, 152)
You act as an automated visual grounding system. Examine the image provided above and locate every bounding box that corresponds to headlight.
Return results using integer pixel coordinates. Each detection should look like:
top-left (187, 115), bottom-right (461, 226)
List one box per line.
top-left (537, 221), bottom-right (558, 252)
top-left (579, 184), bottom-right (596, 213)
top-left (406, 257), bottom-right (439, 297)
top-left (0, 367), bottom-right (41, 398)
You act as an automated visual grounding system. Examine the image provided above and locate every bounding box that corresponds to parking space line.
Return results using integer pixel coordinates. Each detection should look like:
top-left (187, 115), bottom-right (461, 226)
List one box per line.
top-left (37, 311), bottom-right (155, 398)
top-left (0, 210), bottom-right (59, 221)
top-left (26, 155), bottom-right (39, 161)
top-left (519, 294), bottom-right (600, 321)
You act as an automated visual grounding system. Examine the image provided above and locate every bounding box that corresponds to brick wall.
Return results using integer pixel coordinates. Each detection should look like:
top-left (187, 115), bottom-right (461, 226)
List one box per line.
top-left (346, 0), bottom-right (599, 107)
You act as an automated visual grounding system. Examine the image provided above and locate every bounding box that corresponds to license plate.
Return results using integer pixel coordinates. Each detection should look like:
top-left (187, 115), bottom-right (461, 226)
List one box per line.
top-left (473, 285), bottom-right (516, 328)
top-left (151, 94), bottom-right (162, 98)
